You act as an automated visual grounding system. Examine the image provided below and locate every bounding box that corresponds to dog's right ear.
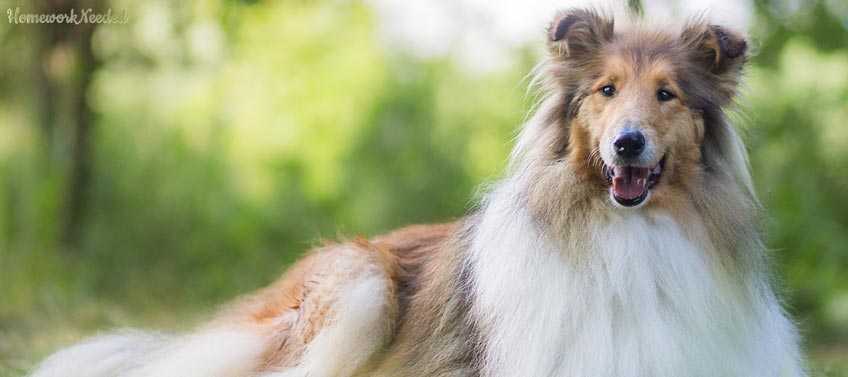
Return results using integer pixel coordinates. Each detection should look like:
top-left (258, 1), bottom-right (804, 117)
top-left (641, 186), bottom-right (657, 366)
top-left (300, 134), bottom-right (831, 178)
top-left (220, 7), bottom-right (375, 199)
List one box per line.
top-left (547, 9), bottom-right (614, 59)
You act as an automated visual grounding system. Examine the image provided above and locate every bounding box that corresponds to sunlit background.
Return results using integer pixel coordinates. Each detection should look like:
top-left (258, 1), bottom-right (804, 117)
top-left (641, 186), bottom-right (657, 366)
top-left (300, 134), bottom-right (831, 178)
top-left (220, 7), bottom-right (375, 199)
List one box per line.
top-left (1, 0), bottom-right (846, 375)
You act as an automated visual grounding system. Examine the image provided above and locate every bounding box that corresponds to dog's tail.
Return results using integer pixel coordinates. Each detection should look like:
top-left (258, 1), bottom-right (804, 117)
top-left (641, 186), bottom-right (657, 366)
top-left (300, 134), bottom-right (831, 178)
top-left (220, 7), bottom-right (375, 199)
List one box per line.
top-left (28, 329), bottom-right (268, 377)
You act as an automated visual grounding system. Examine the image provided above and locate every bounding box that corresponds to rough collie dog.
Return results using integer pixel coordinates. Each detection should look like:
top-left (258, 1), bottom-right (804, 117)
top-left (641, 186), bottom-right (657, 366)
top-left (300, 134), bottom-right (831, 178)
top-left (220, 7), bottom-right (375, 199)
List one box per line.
top-left (31, 9), bottom-right (806, 377)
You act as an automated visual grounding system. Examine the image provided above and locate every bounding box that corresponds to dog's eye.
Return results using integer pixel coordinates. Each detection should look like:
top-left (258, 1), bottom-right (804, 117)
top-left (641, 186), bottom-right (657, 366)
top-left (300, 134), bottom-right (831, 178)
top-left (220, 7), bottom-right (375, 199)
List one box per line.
top-left (600, 85), bottom-right (616, 97)
top-left (657, 89), bottom-right (676, 102)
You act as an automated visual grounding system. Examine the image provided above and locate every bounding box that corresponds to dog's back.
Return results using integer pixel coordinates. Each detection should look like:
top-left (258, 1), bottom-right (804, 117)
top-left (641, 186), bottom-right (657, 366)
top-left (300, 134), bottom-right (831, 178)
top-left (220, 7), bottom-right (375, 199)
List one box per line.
top-left (30, 223), bottom-right (475, 377)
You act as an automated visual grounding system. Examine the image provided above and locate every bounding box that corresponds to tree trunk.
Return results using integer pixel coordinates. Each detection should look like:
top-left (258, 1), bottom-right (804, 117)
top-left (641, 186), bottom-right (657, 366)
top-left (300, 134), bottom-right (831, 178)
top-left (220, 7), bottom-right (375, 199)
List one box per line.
top-left (34, 0), bottom-right (104, 251)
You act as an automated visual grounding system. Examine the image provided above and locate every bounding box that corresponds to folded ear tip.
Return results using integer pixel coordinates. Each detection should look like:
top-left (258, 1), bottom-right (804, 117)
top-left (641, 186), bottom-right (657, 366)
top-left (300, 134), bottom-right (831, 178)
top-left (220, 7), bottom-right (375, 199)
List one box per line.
top-left (710, 25), bottom-right (748, 59)
top-left (550, 12), bottom-right (582, 42)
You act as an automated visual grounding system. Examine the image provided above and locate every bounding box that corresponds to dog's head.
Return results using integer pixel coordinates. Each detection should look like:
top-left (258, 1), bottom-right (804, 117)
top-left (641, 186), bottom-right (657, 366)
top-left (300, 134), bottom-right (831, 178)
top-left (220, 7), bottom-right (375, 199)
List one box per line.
top-left (544, 9), bottom-right (748, 209)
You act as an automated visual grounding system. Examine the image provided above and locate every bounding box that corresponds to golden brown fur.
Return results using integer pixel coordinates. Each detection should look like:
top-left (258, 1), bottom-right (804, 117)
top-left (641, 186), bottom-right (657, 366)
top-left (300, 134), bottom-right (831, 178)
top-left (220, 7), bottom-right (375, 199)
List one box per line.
top-left (203, 221), bottom-right (481, 375)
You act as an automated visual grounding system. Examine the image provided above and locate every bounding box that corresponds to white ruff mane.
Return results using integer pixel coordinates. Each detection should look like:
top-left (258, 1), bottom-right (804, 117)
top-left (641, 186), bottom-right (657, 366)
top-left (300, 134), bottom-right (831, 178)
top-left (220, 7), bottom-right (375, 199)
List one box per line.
top-left (468, 99), bottom-right (804, 377)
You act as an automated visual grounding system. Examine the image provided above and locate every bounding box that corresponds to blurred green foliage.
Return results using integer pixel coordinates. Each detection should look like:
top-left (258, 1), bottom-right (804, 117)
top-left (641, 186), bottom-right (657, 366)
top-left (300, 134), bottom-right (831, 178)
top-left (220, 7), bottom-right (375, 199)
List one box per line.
top-left (0, 0), bottom-right (846, 375)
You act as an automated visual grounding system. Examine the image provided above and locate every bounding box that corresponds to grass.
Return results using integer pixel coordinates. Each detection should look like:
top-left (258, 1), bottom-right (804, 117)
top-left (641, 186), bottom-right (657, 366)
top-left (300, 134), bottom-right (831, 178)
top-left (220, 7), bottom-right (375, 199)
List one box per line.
top-left (0, 287), bottom-right (213, 376)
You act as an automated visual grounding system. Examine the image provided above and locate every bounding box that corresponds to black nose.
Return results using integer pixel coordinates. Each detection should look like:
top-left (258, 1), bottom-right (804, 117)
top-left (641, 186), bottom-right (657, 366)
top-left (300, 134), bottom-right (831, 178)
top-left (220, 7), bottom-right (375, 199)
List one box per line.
top-left (613, 130), bottom-right (645, 158)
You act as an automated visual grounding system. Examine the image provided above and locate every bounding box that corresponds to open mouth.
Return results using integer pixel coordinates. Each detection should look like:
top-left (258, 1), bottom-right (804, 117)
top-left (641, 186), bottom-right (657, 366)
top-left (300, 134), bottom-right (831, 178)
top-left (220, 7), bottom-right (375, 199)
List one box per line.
top-left (602, 156), bottom-right (665, 207)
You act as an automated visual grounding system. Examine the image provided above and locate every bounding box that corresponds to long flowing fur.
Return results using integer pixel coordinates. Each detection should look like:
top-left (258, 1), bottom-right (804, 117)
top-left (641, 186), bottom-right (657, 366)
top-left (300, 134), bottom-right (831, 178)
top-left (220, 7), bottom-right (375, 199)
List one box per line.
top-left (469, 79), bottom-right (803, 377)
top-left (28, 9), bottom-right (805, 377)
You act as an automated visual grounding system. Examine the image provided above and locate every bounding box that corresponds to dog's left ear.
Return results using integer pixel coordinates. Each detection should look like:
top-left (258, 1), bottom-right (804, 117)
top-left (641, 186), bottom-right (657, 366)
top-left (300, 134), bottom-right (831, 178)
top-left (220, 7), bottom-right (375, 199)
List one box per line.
top-left (682, 22), bottom-right (748, 75)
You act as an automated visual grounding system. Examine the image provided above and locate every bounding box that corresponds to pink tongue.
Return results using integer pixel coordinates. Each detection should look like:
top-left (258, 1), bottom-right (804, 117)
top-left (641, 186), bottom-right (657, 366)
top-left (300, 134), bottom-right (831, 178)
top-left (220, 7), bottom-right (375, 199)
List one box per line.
top-left (612, 166), bottom-right (650, 200)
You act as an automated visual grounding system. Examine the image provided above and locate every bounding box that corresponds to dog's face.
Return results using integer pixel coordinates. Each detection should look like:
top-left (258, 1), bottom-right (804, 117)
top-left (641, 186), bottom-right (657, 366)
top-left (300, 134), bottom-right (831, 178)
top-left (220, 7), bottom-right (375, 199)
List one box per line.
top-left (581, 51), bottom-right (694, 207)
top-left (546, 10), bottom-right (747, 209)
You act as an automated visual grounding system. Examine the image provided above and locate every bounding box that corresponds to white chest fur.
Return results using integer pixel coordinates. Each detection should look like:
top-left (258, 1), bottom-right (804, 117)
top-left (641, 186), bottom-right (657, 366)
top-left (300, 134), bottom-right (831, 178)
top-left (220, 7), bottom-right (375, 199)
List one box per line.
top-left (468, 196), bottom-right (803, 377)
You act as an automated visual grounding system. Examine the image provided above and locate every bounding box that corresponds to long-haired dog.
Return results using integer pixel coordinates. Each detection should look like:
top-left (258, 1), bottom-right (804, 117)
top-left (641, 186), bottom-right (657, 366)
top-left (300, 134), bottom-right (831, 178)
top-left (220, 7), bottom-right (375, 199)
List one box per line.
top-left (30, 9), bottom-right (806, 377)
